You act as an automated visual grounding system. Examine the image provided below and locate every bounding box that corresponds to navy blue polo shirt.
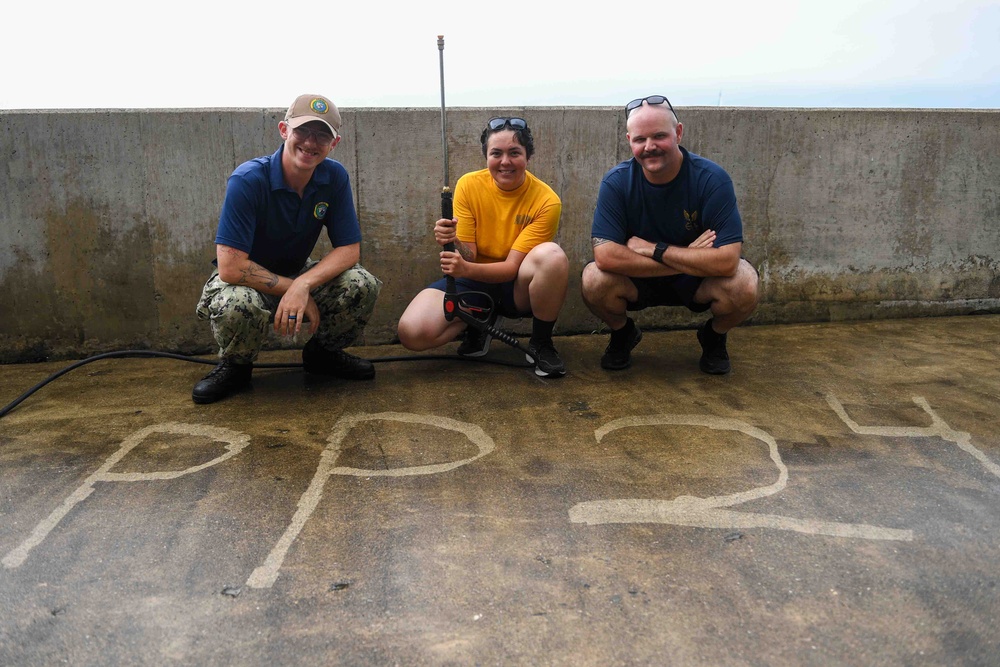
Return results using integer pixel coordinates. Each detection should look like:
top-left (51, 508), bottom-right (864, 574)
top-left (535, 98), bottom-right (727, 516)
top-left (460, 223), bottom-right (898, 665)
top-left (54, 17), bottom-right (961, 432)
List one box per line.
top-left (214, 145), bottom-right (362, 277)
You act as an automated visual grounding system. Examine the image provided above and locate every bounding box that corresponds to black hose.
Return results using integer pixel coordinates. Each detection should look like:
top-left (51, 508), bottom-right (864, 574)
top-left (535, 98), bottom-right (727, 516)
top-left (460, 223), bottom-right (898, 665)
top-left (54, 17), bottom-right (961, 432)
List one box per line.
top-left (0, 348), bottom-right (533, 420)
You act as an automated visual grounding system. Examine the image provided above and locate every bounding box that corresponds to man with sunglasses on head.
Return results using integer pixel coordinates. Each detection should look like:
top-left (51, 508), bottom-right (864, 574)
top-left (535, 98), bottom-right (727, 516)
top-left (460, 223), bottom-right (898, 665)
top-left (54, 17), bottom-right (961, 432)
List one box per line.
top-left (192, 93), bottom-right (382, 404)
top-left (582, 95), bottom-right (759, 374)
top-left (397, 116), bottom-right (569, 378)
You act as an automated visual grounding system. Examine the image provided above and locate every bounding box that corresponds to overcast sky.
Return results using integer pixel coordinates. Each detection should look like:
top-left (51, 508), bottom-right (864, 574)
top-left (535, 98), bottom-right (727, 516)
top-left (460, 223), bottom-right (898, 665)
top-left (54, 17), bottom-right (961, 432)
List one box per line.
top-left (3, 0), bottom-right (997, 111)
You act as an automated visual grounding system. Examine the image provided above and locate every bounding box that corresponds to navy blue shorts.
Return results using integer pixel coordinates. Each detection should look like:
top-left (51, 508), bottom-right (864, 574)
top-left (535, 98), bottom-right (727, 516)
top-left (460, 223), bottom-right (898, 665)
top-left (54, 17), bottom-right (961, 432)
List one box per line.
top-left (627, 273), bottom-right (711, 313)
top-left (428, 277), bottom-right (531, 319)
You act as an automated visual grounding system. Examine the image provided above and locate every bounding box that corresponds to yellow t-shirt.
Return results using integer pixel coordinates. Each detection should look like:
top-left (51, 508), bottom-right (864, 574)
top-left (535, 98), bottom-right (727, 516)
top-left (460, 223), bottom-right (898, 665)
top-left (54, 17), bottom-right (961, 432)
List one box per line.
top-left (454, 169), bottom-right (562, 263)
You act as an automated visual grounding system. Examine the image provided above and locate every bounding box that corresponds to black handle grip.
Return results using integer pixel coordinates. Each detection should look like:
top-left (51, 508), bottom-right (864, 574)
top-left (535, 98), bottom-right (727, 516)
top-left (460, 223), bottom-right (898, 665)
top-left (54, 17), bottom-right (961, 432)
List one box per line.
top-left (441, 189), bottom-right (458, 321)
top-left (441, 189), bottom-right (453, 225)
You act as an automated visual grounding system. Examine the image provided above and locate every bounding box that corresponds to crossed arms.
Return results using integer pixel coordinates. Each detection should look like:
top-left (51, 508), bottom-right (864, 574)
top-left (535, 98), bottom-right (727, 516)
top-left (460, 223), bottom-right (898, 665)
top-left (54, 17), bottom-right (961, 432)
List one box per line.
top-left (592, 231), bottom-right (742, 279)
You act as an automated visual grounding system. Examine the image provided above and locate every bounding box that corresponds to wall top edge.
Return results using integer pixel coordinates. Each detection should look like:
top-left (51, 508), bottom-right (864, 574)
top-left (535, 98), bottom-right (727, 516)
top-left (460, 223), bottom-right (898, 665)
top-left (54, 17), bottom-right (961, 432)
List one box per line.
top-left (1, 106), bottom-right (998, 115)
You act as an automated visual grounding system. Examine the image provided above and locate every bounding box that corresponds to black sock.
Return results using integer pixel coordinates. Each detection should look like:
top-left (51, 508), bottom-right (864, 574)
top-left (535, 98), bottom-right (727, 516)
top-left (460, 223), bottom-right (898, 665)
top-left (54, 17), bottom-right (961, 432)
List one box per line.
top-left (610, 318), bottom-right (636, 346)
top-left (705, 318), bottom-right (726, 338)
top-left (530, 317), bottom-right (555, 346)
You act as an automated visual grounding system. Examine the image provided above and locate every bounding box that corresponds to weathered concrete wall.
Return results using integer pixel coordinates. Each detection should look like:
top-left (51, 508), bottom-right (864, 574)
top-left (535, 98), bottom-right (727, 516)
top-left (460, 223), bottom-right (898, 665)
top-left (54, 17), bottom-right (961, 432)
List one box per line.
top-left (1, 107), bottom-right (998, 362)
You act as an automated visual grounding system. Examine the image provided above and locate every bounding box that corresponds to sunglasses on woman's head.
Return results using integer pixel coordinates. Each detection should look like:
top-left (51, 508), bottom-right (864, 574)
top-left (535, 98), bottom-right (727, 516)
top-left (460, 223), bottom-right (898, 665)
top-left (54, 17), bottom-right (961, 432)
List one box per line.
top-left (625, 95), bottom-right (678, 120)
top-left (486, 117), bottom-right (528, 131)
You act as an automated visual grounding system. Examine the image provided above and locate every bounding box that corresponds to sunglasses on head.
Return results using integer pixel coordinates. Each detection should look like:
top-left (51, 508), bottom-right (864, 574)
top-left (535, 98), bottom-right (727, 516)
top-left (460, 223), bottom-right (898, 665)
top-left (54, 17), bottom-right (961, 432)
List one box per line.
top-left (625, 95), bottom-right (678, 120)
top-left (486, 117), bottom-right (528, 131)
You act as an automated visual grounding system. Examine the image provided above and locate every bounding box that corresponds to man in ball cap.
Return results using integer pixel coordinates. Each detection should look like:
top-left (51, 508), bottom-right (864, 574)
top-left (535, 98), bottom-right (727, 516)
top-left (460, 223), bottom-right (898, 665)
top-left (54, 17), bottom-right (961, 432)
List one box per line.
top-left (192, 94), bottom-right (382, 404)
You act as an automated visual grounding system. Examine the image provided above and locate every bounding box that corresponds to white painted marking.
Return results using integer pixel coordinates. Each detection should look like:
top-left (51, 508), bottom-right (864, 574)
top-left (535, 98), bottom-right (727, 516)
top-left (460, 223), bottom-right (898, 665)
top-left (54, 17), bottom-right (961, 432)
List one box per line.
top-left (3, 422), bottom-right (250, 569)
top-left (568, 503), bottom-right (913, 541)
top-left (570, 414), bottom-right (912, 541)
top-left (595, 415), bottom-right (789, 507)
top-left (247, 412), bottom-right (495, 588)
top-left (827, 394), bottom-right (1000, 479)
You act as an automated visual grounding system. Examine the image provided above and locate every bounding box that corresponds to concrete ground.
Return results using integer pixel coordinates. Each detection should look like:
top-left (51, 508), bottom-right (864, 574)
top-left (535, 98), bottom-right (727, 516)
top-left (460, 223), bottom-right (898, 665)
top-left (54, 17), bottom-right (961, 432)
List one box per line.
top-left (1, 315), bottom-right (999, 666)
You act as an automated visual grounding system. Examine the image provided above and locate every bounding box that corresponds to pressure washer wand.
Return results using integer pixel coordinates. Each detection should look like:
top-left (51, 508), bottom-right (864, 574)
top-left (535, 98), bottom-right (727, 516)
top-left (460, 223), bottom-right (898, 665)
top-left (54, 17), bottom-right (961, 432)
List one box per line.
top-left (438, 34), bottom-right (459, 322)
top-left (438, 35), bottom-right (450, 198)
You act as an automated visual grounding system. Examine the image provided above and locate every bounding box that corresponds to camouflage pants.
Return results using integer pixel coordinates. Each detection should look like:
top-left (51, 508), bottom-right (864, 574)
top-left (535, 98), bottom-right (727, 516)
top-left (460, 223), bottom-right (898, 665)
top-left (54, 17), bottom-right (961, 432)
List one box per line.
top-left (195, 261), bottom-right (382, 364)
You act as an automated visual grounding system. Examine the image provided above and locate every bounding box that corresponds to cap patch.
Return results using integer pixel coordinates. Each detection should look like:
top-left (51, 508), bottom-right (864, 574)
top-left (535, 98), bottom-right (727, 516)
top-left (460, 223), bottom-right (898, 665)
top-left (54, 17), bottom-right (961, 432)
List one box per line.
top-left (310, 98), bottom-right (329, 114)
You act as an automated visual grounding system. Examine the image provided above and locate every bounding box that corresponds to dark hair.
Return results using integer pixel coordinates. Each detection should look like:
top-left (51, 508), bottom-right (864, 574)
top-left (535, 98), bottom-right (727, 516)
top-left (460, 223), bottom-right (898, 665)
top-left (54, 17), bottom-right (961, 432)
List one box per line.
top-left (480, 119), bottom-right (535, 159)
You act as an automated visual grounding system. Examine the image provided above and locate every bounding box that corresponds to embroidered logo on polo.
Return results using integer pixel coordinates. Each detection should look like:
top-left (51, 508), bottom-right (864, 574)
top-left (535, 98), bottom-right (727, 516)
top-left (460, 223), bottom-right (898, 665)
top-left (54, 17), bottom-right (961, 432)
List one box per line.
top-left (310, 99), bottom-right (328, 114)
top-left (684, 209), bottom-right (700, 231)
top-left (314, 202), bottom-right (329, 219)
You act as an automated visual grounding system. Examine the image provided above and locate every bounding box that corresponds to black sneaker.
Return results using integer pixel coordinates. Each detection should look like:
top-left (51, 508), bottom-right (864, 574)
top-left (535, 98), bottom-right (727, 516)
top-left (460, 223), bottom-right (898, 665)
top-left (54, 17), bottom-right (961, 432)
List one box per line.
top-left (458, 316), bottom-right (504, 357)
top-left (192, 360), bottom-right (252, 404)
top-left (526, 340), bottom-right (566, 378)
top-left (302, 339), bottom-right (375, 380)
top-left (601, 325), bottom-right (643, 370)
top-left (697, 320), bottom-right (731, 375)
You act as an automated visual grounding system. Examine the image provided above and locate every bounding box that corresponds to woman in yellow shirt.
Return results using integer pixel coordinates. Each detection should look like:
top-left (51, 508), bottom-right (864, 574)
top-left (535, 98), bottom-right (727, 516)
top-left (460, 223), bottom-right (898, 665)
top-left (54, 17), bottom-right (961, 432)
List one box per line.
top-left (397, 117), bottom-right (569, 377)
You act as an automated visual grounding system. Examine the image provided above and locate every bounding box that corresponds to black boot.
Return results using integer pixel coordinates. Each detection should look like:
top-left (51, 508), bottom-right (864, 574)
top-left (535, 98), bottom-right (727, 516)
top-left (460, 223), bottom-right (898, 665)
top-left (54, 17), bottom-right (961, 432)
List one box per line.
top-left (302, 339), bottom-right (375, 380)
top-left (192, 360), bottom-right (253, 404)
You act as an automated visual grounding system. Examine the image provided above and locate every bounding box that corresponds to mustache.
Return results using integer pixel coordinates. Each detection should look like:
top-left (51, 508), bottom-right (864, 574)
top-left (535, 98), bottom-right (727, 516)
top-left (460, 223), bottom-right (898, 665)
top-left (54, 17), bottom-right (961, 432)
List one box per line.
top-left (640, 149), bottom-right (665, 158)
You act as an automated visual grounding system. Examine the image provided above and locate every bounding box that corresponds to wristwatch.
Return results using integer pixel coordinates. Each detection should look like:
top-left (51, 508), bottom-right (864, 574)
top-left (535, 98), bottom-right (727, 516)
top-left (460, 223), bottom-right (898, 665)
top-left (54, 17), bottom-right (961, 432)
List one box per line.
top-left (652, 242), bottom-right (669, 264)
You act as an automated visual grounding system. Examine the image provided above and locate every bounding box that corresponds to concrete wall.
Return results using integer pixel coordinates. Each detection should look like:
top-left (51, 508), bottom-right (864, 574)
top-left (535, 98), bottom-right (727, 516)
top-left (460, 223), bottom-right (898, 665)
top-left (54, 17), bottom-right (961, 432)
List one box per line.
top-left (1, 107), bottom-right (998, 362)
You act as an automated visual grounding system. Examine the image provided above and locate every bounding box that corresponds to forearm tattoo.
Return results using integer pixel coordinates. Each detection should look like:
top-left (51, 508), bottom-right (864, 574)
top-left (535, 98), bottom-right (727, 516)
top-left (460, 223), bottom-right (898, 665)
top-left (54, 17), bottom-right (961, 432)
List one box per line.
top-left (592, 237), bottom-right (613, 247)
top-left (456, 241), bottom-right (475, 262)
top-left (239, 261), bottom-right (279, 288)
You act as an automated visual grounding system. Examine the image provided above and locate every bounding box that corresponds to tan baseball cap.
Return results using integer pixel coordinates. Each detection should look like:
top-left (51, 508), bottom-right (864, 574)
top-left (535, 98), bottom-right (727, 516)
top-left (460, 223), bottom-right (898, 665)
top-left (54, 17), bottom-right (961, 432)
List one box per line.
top-left (284, 94), bottom-right (341, 136)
